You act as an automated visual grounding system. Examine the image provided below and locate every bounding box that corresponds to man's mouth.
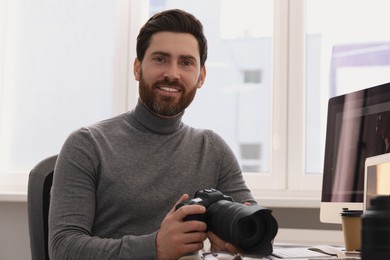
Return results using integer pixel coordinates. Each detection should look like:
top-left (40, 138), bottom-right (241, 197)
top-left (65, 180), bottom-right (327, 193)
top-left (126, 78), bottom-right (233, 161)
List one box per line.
top-left (157, 86), bottom-right (181, 93)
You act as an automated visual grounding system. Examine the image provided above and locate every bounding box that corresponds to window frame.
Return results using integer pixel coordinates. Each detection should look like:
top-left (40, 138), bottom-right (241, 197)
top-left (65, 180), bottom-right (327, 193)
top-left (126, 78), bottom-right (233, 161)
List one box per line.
top-left (287, 0), bottom-right (323, 192)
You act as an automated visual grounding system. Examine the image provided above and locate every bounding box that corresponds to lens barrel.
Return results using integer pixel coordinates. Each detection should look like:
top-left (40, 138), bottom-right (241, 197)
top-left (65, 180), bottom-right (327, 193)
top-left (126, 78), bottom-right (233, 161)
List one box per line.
top-left (206, 200), bottom-right (278, 255)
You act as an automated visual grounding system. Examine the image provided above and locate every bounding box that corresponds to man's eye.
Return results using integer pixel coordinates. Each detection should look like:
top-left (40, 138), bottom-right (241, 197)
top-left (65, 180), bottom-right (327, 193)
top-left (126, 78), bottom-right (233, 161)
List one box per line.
top-left (154, 57), bottom-right (165, 63)
top-left (181, 60), bottom-right (194, 66)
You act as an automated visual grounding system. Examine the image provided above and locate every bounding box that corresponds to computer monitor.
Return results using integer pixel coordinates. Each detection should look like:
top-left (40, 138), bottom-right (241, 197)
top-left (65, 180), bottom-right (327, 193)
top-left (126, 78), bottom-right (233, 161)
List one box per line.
top-left (320, 82), bottom-right (390, 223)
top-left (364, 153), bottom-right (390, 210)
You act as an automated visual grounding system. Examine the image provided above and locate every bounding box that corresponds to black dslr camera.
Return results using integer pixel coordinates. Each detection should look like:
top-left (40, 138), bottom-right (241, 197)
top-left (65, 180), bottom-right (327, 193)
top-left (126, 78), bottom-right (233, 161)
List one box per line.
top-left (176, 188), bottom-right (278, 256)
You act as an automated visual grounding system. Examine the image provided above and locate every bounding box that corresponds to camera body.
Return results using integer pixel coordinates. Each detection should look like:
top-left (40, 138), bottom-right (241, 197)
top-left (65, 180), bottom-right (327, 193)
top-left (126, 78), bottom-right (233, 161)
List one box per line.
top-left (176, 188), bottom-right (278, 256)
top-left (176, 188), bottom-right (233, 222)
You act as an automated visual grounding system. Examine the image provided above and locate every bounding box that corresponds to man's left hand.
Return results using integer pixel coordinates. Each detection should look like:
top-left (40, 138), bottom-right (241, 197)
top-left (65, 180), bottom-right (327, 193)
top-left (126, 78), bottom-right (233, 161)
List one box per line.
top-left (207, 231), bottom-right (240, 253)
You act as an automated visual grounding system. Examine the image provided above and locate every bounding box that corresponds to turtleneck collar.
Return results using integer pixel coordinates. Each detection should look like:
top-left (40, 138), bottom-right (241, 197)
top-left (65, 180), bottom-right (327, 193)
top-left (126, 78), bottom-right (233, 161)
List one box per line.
top-left (130, 99), bottom-right (184, 135)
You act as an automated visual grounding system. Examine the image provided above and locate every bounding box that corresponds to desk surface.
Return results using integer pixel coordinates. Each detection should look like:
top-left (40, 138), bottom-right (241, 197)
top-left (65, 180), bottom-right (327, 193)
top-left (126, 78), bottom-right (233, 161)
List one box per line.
top-left (268, 245), bottom-right (360, 260)
top-left (178, 243), bottom-right (360, 260)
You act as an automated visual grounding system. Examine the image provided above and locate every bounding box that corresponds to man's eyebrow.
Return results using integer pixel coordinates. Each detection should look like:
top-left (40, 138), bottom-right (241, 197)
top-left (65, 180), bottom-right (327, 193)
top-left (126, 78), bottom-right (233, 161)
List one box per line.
top-left (151, 51), bottom-right (197, 61)
top-left (151, 51), bottom-right (171, 57)
top-left (180, 54), bottom-right (197, 61)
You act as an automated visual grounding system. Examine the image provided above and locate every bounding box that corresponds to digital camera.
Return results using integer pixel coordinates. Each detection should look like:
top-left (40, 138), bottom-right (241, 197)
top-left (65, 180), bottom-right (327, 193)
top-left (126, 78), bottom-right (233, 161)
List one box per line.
top-left (176, 188), bottom-right (278, 256)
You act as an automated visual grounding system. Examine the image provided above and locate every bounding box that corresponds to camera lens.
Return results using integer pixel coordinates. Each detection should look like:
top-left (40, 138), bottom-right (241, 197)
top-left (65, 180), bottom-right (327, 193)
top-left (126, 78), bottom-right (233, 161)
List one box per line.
top-left (239, 217), bottom-right (259, 239)
top-left (206, 200), bottom-right (278, 255)
top-left (238, 212), bottom-right (268, 249)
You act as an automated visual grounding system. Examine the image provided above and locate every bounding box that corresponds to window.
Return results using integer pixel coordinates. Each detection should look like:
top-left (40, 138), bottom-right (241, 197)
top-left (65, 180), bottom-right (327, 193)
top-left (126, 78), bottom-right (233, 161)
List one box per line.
top-left (219, 0), bottom-right (273, 39)
top-left (304, 0), bottom-right (390, 177)
top-left (0, 0), bottom-right (117, 189)
top-left (3, 0), bottom-right (390, 205)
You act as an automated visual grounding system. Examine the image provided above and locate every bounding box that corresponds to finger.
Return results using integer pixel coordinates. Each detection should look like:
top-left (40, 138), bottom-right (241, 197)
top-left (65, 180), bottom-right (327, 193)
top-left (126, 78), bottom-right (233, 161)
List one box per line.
top-left (182, 231), bottom-right (208, 244)
top-left (177, 194), bottom-right (190, 204)
top-left (181, 241), bottom-right (205, 254)
top-left (174, 204), bottom-right (206, 221)
top-left (207, 231), bottom-right (224, 250)
top-left (181, 219), bottom-right (207, 233)
top-left (224, 242), bottom-right (240, 254)
top-left (168, 194), bottom-right (190, 214)
top-left (208, 231), bottom-right (240, 253)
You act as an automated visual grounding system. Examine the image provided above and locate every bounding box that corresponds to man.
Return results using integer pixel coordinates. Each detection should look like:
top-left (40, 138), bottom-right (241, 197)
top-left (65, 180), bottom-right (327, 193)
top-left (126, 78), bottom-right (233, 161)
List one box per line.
top-left (49, 9), bottom-right (255, 260)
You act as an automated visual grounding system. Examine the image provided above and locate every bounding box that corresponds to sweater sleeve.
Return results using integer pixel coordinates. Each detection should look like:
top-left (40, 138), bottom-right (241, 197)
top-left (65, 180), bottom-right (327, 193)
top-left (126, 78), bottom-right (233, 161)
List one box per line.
top-left (207, 131), bottom-right (257, 205)
top-left (48, 129), bottom-right (157, 260)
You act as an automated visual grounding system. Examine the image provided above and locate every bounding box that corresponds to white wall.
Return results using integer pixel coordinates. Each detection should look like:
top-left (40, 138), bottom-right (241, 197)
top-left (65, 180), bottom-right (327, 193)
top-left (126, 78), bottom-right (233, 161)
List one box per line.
top-left (0, 202), bottom-right (31, 260)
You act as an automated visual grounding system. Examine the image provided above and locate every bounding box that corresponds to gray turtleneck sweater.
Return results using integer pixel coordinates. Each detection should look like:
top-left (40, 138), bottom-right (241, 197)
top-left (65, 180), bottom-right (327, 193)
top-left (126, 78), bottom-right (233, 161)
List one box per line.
top-left (49, 100), bottom-right (254, 260)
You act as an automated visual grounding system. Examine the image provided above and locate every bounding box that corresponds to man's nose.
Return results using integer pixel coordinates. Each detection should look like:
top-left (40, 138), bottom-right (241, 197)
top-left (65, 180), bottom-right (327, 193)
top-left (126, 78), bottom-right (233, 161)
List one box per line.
top-left (163, 63), bottom-right (180, 81)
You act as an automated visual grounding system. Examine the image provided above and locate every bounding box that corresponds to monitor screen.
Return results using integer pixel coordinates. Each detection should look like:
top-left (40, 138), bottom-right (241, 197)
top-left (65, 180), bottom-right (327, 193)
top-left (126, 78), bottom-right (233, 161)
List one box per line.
top-left (364, 153), bottom-right (390, 210)
top-left (320, 82), bottom-right (390, 223)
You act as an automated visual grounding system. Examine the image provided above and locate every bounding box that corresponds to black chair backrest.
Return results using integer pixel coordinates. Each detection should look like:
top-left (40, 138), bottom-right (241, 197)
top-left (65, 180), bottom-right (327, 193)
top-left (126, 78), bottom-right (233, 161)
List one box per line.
top-left (27, 155), bottom-right (57, 260)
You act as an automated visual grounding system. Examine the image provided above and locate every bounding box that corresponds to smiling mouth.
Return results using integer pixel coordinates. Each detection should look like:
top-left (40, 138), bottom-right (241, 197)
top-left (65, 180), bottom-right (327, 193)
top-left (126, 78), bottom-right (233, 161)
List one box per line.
top-left (158, 86), bottom-right (181, 93)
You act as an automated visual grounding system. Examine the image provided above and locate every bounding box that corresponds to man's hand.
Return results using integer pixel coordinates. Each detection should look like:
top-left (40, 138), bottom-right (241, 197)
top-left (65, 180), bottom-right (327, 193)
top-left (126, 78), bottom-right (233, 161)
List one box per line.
top-left (156, 194), bottom-right (208, 260)
top-left (207, 231), bottom-right (240, 254)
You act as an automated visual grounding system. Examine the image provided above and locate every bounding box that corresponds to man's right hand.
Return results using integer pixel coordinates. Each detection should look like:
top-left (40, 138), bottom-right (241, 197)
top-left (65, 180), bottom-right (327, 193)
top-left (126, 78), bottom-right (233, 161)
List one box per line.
top-left (156, 194), bottom-right (208, 260)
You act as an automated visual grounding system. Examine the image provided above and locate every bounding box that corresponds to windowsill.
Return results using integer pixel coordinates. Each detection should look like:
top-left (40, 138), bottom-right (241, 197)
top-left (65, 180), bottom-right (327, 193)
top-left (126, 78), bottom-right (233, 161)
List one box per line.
top-left (252, 189), bottom-right (322, 208)
top-left (0, 187), bottom-right (321, 207)
top-left (256, 196), bottom-right (321, 208)
top-left (0, 173), bottom-right (322, 205)
top-left (0, 186), bottom-right (27, 202)
top-left (0, 173), bottom-right (28, 202)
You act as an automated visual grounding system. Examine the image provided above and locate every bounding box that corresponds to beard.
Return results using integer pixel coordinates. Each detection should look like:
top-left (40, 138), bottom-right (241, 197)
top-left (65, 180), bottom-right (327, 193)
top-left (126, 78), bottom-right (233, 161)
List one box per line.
top-left (138, 71), bottom-right (198, 117)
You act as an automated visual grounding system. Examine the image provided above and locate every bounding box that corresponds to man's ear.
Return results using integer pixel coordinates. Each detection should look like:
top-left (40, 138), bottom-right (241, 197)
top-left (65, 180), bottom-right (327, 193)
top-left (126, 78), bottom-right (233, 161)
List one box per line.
top-left (197, 66), bottom-right (207, 89)
top-left (133, 58), bottom-right (141, 81)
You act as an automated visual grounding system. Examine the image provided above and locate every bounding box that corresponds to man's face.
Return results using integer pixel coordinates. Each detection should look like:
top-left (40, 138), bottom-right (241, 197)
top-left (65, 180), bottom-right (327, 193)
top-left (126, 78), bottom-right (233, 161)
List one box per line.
top-left (134, 32), bottom-right (206, 117)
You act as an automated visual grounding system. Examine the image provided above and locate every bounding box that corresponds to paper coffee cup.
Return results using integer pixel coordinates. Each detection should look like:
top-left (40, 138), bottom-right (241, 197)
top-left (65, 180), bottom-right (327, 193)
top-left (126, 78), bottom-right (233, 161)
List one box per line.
top-left (340, 209), bottom-right (363, 251)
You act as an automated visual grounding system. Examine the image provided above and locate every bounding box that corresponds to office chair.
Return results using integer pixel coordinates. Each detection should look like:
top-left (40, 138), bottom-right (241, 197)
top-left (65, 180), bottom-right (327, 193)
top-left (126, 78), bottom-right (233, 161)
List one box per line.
top-left (27, 155), bottom-right (57, 260)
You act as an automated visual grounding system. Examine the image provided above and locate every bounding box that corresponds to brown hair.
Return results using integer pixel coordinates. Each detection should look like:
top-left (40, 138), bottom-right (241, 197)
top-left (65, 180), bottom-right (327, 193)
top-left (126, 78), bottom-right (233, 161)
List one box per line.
top-left (136, 9), bottom-right (208, 66)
